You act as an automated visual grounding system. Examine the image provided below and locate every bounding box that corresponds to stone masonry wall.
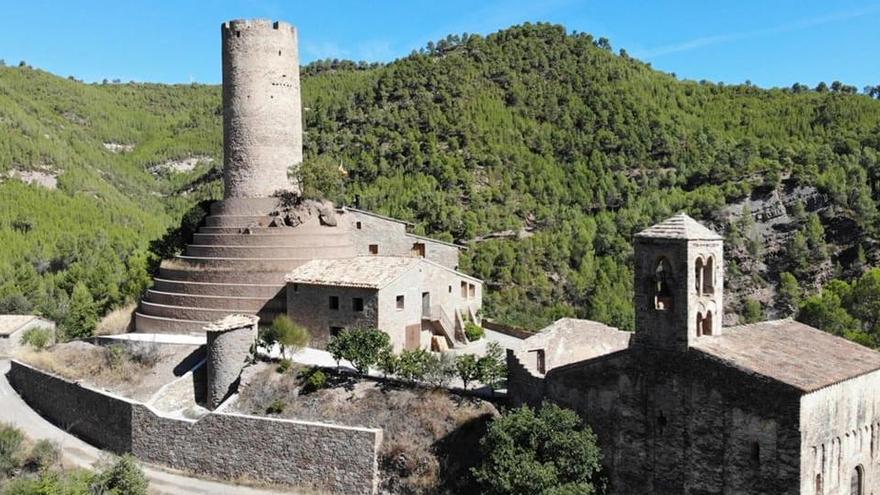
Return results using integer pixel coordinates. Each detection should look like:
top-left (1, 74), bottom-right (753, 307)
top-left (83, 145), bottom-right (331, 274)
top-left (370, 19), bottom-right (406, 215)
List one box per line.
top-left (287, 284), bottom-right (379, 349)
top-left (800, 370), bottom-right (880, 494)
top-left (8, 360), bottom-right (132, 453)
top-left (543, 349), bottom-right (802, 494)
top-left (132, 405), bottom-right (381, 494)
top-left (342, 209), bottom-right (461, 269)
top-left (206, 317), bottom-right (258, 409)
top-left (8, 360), bottom-right (382, 495)
top-left (222, 19), bottom-right (302, 198)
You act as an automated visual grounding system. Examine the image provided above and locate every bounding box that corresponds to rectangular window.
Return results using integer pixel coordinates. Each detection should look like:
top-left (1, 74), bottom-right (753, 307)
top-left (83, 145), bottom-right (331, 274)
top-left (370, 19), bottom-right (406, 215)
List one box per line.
top-left (353, 297), bottom-right (364, 312)
top-left (396, 295), bottom-right (405, 310)
top-left (529, 349), bottom-right (546, 374)
top-left (329, 296), bottom-right (339, 310)
top-left (369, 244), bottom-right (379, 255)
top-left (330, 326), bottom-right (344, 337)
top-left (448, 285), bottom-right (452, 293)
top-left (460, 281), bottom-right (468, 298)
top-left (356, 221), bottom-right (362, 230)
top-left (411, 242), bottom-right (426, 257)
top-left (469, 283), bottom-right (476, 298)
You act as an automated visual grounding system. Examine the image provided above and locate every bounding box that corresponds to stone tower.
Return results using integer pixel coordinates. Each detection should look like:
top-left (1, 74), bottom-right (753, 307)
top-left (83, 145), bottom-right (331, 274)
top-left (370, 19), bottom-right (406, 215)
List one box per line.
top-left (222, 19), bottom-right (302, 198)
top-left (632, 214), bottom-right (723, 351)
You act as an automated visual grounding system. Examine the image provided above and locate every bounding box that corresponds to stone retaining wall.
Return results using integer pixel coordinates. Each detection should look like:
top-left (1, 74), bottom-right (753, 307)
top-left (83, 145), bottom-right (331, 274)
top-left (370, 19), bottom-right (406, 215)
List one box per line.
top-left (8, 361), bottom-right (381, 494)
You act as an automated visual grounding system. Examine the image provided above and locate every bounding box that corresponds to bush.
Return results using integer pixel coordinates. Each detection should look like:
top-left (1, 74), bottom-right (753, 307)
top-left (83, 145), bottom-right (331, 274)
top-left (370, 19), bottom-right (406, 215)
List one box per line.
top-left (376, 346), bottom-right (399, 379)
top-left (276, 358), bottom-right (293, 374)
top-left (424, 352), bottom-right (456, 388)
top-left (465, 322), bottom-right (484, 341)
top-left (397, 348), bottom-right (431, 383)
top-left (301, 368), bottom-right (328, 394)
top-left (275, 315), bottom-right (310, 357)
top-left (455, 354), bottom-right (481, 390)
top-left (472, 403), bottom-right (603, 495)
top-left (327, 328), bottom-right (391, 375)
top-left (266, 399), bottom-right (286, 414)
top-left (23, 439), bottom-right (59, 472)
top-left (20, 327), bottom-right (53, 350)
top-left (476, 342), bottom-right (506, 391)
top-left (92, 454), bottom-right (148, 495)
top-left (0, 423), bottom-right (24, 477)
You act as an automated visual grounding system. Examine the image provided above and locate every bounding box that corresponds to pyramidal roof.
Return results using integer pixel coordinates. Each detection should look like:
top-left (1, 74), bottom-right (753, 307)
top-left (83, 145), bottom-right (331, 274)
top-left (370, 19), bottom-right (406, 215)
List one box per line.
top-left (635, 213), bottom-right (722, 240)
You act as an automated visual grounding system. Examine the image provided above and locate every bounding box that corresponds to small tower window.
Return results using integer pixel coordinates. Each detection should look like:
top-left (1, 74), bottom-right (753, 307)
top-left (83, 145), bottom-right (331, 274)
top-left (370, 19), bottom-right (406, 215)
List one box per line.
top-left (703, 310), bottom-right (713, 336)
top-left (816, 474), bottom-right (822, 494)
top-left (654, 258), bottom-right (673, 311)
top-left (703, 256), bottom-right (715, 294)
top-left (694, 257), bottom-right (704, 293)
top-left (750, 441), bottom-right (761, 465)
top-left (696, 312), bottom-right (704, 337)
top-left (369, 244), bottom-right (379, 255)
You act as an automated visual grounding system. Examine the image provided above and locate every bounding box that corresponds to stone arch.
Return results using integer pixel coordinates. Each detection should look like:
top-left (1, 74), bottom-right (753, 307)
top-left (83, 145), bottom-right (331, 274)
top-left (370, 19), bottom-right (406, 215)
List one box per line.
top-left (694, 256), bottom-right (704, 293)
top-left (703, 310), bottom-right (713, 336)
top-left (851, 464), bottom-right (864, 495)
top-left (696, 311), bottom-right (704, 337)
top-left (703, 256), bottom-right (715, 294)
top-left (654, 257), bottom-right (674, 311)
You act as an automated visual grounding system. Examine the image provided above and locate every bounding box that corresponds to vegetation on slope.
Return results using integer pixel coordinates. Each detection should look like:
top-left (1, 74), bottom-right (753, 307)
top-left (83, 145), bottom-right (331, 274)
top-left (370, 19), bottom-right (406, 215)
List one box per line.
top-left (1, 23), bottom-right (879, 340)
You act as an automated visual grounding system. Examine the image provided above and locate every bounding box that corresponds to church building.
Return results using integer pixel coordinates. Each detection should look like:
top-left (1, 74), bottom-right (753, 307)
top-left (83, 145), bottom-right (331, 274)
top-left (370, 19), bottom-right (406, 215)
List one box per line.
top-left (508, 213), bottom-right (880, 494)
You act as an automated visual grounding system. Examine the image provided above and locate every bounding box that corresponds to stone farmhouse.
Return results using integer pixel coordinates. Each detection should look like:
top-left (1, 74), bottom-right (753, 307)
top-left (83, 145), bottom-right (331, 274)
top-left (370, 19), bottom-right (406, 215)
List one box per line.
top-left (133, 19), bottom-right (482, 350)
top-left (508, 213), bottom-right (880, 494)
top-left (287, 255), bottom-right (482, 351)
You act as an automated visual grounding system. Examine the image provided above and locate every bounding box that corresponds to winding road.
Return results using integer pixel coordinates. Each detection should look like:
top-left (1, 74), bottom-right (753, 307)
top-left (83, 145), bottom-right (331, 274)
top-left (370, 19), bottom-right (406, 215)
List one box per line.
top-left (0, 359), bottom-right (289, 495)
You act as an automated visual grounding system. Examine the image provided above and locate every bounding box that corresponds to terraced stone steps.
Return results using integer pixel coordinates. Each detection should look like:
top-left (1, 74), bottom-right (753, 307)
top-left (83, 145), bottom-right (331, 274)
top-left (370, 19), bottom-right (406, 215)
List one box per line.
top-left (192, 232), bottom-right (348, 246)
top-left (184, 244), bottom-right (353, 258)
top-left (143, 290), bottom-right (285, 311)
top-left (152, 279), bottom-right (283, 297)
top-left (134, 313), bottom-right (210, 334)
top-left (139, 301), bottom-right (283, 322)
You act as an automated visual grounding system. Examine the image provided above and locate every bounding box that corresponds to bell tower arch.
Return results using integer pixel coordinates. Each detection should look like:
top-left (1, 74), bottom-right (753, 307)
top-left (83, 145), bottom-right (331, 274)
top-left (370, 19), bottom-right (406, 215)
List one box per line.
top-left (633, 214), bottom-right (723, 351)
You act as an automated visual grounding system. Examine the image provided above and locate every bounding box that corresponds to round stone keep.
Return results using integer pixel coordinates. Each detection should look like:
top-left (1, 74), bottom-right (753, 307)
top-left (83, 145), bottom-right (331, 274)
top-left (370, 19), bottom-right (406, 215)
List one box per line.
top-left (222, 19), bottom-right (302, 198)
top-left (205, 314), bottom-right (259, 409)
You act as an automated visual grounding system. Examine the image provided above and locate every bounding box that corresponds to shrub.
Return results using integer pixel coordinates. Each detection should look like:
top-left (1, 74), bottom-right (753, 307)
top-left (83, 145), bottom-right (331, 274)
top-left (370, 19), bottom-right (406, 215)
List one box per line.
top-left (276, 358), bottom-right (293, 374)
top-left (92, 454), bottom-right (148, 495)
top-left (127, 342), bottom-right (161, 367)
top-left (476, 342), bottom-right (506, 391)
top-left (472, 403), bottom-right (603, 495)
top-left (301, 369), bottom-right (328, 394)
top-left (397, 348), bottom-right (431, 383)
top-left (23, 439), bottom-right (59, 472)
top-left (327, 328), bottom-right (391, 375)
top-left (266, 399), bottom-right (286, 414)
top-left (376, 346), bottom-right (399, 379)
top-left (20, 327), bottom-right (53, 350)
top-left (424, 352), bottom-right (456, 388)
top-left (455, 354), bottom-right (481, 390)
top-left (272, 315), bottom-right (310, 358)
top-left (0, 423), bottom-right (24, 477)
top-left (464, 322), bottom-right (484, 341)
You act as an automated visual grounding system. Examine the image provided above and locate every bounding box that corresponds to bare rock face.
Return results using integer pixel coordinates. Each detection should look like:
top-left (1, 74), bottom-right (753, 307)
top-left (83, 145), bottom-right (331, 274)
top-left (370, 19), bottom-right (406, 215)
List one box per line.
top-left (222, 19), bottom-right (303, 199)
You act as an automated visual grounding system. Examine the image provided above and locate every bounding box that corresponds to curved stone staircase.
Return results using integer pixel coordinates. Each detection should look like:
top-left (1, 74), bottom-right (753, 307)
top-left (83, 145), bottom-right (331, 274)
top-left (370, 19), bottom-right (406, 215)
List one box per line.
top-left (135, 198), bottom-right (355, 334)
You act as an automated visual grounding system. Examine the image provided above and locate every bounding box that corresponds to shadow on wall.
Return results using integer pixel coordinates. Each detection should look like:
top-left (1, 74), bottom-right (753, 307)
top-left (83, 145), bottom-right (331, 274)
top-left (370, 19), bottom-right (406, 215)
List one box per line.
top-left (426, 409), bottom-right (495, 494)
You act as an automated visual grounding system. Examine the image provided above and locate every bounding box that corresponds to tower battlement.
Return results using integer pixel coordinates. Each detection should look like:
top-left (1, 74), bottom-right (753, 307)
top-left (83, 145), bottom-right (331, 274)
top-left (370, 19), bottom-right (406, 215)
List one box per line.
top-left (222, 18), bottom-right (302, 199)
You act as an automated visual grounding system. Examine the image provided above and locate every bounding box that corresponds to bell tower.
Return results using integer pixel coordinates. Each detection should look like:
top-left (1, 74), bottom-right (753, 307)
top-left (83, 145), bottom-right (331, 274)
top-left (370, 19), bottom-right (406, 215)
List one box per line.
top-left (632, 214), bottom-right (723, 351)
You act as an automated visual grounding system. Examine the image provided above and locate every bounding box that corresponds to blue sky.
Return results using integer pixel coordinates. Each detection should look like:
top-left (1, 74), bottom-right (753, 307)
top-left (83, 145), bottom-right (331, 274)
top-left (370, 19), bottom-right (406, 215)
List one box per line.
top-left (1, 0), bottom-right (878, 89)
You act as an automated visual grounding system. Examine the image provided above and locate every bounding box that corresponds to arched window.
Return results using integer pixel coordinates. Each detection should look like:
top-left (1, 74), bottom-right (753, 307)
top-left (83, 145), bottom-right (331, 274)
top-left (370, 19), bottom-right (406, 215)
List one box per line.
top-left (654, 258), bottom-right (673, 311)
top-left (851, 465), bottom-right (864, 495)
top-left (816, 473), bottom-right (822, 494)
top-left (694, 257), bottom-right (704, 293)
top-left (696, 312), bottom-right (704, 336)
top-left (703, 256), bottom-right (715, 294)
top-left (703, 311), bottom-right (713, 336)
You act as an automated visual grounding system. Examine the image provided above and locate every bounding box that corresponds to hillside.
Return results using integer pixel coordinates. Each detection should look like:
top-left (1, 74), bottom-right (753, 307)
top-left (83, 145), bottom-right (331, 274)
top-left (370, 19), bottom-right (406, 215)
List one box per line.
top-left (1, 23), bottom-right (879, 337)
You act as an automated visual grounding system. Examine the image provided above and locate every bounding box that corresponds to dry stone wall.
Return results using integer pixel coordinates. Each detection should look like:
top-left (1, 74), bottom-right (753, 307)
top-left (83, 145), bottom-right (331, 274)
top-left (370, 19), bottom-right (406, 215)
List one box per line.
top-left (9, 361), bottom-right (381, 495)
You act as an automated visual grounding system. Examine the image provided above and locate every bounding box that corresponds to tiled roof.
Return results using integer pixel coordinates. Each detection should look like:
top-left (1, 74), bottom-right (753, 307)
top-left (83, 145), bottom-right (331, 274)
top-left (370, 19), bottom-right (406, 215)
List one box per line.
top-left (0, 315), bottom-right (38, 336)
top-left (693, 319), bottom-right (880, 392)
top-left (635, 213), bottom-right (722, 240)
top-left (286, 256), bottom-right (424, 289)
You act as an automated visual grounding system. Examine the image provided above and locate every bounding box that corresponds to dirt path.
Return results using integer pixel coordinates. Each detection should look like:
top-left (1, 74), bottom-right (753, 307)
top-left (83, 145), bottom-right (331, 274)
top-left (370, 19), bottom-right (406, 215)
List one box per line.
top-left (0, 359), bottom-right (291, 495)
